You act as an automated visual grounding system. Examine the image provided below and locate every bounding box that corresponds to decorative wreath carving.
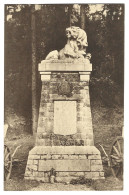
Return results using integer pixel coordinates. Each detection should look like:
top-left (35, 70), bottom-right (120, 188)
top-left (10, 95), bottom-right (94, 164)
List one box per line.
top-left (58, 80), bottom-right (73, 97)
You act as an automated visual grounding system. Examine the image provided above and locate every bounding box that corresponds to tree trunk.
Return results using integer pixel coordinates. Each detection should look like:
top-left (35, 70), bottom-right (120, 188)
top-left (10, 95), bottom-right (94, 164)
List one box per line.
top-left (31, 5), bottom-right (38, 137)
top-left (68, 5), bottom-right (73, 26)
top-left (80, 4), bottom-right (86, 30)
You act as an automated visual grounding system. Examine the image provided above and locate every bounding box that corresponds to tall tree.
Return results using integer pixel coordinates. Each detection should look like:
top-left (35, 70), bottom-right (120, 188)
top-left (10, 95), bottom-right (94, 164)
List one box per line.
top-left (31, 5), bottom-right (38, 136)
top-left (80, 4), bottom-right (86, 29)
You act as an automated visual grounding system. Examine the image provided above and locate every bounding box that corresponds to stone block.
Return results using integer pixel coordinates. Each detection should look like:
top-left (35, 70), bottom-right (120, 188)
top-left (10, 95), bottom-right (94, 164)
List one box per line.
top-left (49, 94), bottom-right (58, 99)
top-left (91, 172), bottom-right (99, 178)
top-left (85, 133), bottom-right (93, 138)
top-left (46, 103), bottom-right (53, 107)
top-left (91, 160), bottom-right (102, 165)
top-left (38, 112), bottom-right (45, 117)
top-left (84, 172), bottom-right (92, 178)
top-left (62, 155), bottom-right (69, 159)
top-left (27, 160), bottom-right (33, 165)
top-left (47, 154), bottom-right (52, 159)
top-left (36, 127), bottom-right (44, 133)
top-left (33, 171), bottom-right (39, 177)
top-left (41, 74), bottom-right (51, 81)
top-left (41, 155), bottom-right (47, 160)
top-left (46, 123), bottom-right (54, 131)
top-left (57, 155), bottom-right (62, 159)
top-left (80, 77), bottom-right (89, 83)
top-left (100, 172), bottom-right (105, 177)
top-left (44, 172), bottom-right (50, 178)
top-left (88, 155), bottom-right (101, 159)
top-left (77, 116), bottom-right (83, 121)
top-left (79, 134), bottom-right (87, 139)
top-left (29, 164), bottom-right (38, 171)
top-left (37, 133), bottom-right (43, 139)
top-left (38, 172), bottom-right (45, 177)
top-left (58, 172), bottom-right (69, 177)
top-left (29, 155), bottom-right (40, 160)
top-left (72, 93), bottom-right (80, 99)
top-left (47, 106), bottom-right (54, 112)
top-left (77, 125), bottom-right (83, 133)
top-left (46, 111), bottom-right (53, 118)
top-left (41, 154), bottom-right (52, 160)
top-left (33, 160), bottom-right (38, 165)
top-left (91, 165), bottom-right (103, 172)
top-left (69, 155), bottom-right (78, 160)
top-left (86, 139), bottom-right (94, 146)
top-left (70, 172), bottom-right (84, 177)
top-left (25, 170), bottom-right (33, 176)
top-left (84, 139), bottom-right (94, 146)
top-left (78, 155), bottom-right (87, 159)
top-left (52, 155), bottom-right (60, 160)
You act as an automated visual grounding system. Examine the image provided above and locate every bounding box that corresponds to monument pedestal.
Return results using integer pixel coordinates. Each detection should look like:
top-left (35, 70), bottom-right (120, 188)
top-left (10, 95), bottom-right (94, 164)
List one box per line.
top-left (25, 59), bottom-right (104, 182)
top-left (25, 146), bottom-right (104, 182)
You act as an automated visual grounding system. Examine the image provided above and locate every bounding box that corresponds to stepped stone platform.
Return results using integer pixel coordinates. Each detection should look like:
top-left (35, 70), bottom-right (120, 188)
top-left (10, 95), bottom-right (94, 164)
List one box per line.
top-left (25, 146), bottom-right (104, 182)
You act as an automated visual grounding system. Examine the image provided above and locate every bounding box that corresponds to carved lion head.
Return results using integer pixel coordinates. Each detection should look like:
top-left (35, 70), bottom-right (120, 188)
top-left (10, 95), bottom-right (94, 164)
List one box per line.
top-left (66, 26), bottom-right (88, 48)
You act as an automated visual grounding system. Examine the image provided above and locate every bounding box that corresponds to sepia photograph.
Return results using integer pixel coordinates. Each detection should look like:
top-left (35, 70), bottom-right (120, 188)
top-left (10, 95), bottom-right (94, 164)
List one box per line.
top-left (3, 2), bottom-right (124, 191)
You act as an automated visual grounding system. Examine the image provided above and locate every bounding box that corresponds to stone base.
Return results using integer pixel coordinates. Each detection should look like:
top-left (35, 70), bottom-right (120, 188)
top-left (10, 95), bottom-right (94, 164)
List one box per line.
top-left (25, 146), bottom-right (104, 182)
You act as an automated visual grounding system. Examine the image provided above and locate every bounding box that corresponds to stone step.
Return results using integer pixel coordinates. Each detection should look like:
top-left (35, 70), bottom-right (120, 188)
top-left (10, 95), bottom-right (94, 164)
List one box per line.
top-left (29, 146), bottom-right (100, 155)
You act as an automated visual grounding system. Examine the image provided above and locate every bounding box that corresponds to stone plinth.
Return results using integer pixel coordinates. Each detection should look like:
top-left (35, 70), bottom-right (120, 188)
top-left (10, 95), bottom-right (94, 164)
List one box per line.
top-left (38, 59), bottom-right (92, 72)
top-left (25, 146), bottom-right (104, 182)
top-left (25, 60), bottom-right (104, 182)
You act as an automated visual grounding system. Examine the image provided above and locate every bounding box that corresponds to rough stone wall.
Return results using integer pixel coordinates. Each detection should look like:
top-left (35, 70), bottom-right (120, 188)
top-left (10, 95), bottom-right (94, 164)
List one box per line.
top-left (36, 72), bottom-right (94, 146)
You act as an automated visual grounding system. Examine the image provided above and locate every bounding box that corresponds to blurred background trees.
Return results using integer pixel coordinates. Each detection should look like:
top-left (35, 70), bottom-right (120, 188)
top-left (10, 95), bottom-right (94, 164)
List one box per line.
top-left (4, 4), bottom-right (124, 134)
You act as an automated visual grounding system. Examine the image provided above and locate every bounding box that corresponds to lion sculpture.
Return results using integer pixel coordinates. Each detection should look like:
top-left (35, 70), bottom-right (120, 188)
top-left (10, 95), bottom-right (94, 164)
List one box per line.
top-left (45, 26), bottom-right (91, 60)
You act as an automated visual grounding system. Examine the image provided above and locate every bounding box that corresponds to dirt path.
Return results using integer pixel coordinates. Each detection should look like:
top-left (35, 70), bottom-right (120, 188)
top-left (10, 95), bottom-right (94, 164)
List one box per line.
top-left (29, 183), bottom-right (93, 191)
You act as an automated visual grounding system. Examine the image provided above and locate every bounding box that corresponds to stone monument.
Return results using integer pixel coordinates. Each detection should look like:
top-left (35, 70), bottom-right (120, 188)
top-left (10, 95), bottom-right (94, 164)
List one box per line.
top-left (25, 26), bottom-right (104, 182)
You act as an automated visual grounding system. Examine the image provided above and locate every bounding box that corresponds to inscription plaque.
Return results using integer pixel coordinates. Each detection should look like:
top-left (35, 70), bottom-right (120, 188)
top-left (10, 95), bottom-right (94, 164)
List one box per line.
top-left (54, 101), bottom-right (76, 135)
top-left (39, 159), bottom-right (90, 171)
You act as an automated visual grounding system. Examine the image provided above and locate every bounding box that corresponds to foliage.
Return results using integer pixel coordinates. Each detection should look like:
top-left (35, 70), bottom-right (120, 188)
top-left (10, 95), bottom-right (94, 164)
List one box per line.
top-left (70, 176), bottom-right (93, 185)
top-left (5, 5), bottom-right (32, 120)
top-left (86, 4), bottom-right (124, 86)
top-left (35, 5), bottom-right (69, 63)
top-left (90, 76), bottom-right (123, 107)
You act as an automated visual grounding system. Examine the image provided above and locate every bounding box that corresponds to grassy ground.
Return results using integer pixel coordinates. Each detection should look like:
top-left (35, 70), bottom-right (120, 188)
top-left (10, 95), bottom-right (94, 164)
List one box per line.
top-left (92, 105), bottom-right (123, 155)
top-left (4, 105), bottom-right (123, 191)
top-left (92, 177), bottom-right (123, 191)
